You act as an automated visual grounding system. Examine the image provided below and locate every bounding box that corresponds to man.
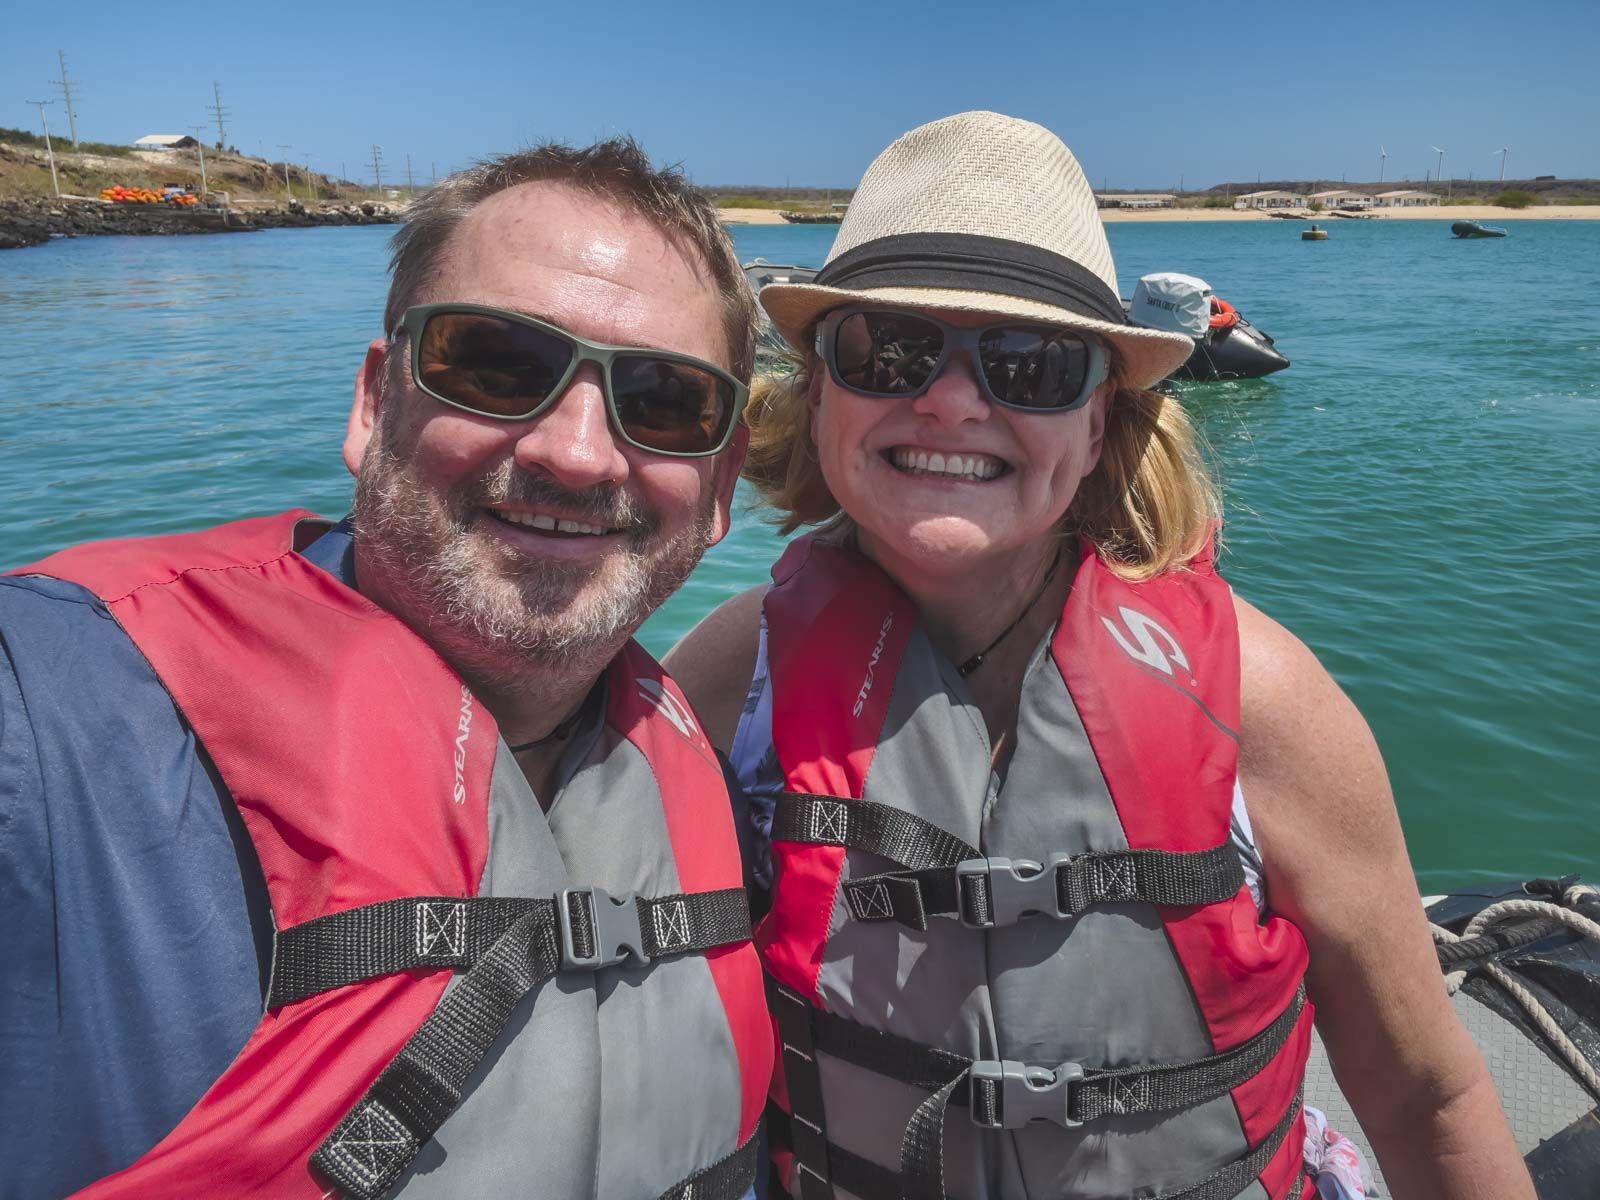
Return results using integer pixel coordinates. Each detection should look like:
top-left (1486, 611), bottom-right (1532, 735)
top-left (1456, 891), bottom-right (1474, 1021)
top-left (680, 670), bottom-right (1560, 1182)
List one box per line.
top-left (0, 139), bottom-right (770, 1199)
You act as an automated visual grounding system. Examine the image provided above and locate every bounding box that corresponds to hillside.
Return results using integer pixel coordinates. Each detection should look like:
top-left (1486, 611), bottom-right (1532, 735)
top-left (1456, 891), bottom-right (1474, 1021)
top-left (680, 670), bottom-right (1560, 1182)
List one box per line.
top-left (0, 129), bottom-right (386, 205)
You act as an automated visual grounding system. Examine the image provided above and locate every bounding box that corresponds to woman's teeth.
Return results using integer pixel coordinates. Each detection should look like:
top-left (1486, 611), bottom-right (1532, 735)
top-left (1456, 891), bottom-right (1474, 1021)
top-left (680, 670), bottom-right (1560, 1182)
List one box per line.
top-left (889, 447), bottom-right (1005, 481)
top-left (492, 509), bottom-right (610, 535)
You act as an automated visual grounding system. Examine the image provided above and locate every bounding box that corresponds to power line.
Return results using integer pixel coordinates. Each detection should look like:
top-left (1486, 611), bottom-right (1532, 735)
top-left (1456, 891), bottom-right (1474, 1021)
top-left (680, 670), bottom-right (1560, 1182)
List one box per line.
top-left (405, 152), bottom-right (414, 197)
top-left (371, 144), bottom-right (384, 193)
top-left (207, 81), bottom-right (231, 149)
top-left (24, 99), bottom-right (61, 197)
top-left (52, 50), bottom-right (80, 149)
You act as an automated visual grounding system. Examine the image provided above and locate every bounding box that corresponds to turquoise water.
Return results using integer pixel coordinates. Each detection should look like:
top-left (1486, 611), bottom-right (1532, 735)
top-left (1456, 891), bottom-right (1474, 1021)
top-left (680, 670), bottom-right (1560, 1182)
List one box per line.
top-left (2, 220), bottom-right (1595, 889)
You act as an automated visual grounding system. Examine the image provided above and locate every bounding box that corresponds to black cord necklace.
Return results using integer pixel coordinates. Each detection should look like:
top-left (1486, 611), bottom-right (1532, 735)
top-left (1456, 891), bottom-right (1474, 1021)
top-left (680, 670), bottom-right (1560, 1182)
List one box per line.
top-left (956, 547), bottom-right (1065, 678)
top-left (507, 691), bottom-right (594, 754)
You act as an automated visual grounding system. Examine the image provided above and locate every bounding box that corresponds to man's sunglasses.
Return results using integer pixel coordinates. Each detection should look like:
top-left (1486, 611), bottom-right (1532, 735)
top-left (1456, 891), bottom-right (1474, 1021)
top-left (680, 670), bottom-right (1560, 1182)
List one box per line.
top-left (815, 307), bottom-right (1110, 413)
top-left (391, 303), bottom-right (748, 458)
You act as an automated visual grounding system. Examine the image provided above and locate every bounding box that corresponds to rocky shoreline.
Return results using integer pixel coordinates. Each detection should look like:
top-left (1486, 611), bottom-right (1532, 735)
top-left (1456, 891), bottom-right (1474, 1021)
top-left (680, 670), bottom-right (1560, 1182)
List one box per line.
top-left (0, 196), bottom-right (401, 251)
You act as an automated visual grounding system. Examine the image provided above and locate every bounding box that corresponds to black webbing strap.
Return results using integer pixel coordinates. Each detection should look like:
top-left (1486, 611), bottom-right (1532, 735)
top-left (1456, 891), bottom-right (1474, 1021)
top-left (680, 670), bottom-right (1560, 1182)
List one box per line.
top-left (773, 792), bottom-right (977, 870)
top-left (269, 896), bottom-right (549, 1009)
top-left (308, 887), bottom-right (750, 1200)
top-left (772, 1095), bottom-right (1306, 1200)
top-left (269, 888), bottom-right (749, 1009)
top-left (655, 1121), bottom-right (765, 1200)
top-left (767, 974), bottom-right (1308, 1200)
top-left (767, 1103), bottom-right (900, 1200)
top-left (773, 793), bottom-right (1246, 931)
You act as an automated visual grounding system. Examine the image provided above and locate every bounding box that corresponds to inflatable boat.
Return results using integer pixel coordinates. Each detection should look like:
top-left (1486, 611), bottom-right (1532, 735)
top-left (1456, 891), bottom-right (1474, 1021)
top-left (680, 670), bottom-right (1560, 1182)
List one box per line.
top-left (743, 259), bottom-right (818, 292)
top-left (1307, 876), bottom-right (1600, 1196)
top-left (1126, 273), bottom-right (1290, 382)
top-left (1453, 221), bottom-right (1509, 238)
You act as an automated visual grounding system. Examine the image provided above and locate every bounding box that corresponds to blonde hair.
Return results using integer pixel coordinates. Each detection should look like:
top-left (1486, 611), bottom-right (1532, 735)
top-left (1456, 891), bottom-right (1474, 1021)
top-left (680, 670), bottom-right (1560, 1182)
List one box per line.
top-left (742, 351), bottom-right (1221, 581)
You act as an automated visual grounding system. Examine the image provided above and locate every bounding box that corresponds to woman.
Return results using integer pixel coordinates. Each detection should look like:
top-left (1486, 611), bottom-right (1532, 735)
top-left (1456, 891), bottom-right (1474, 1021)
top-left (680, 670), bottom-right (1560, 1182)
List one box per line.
top-left (668, 112), bottom-right (1530, 1199)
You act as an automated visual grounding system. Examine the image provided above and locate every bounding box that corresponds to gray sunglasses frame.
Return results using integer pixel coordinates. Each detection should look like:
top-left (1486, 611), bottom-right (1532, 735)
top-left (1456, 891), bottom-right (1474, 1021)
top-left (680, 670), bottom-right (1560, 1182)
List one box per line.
top-left (814, 305), bottom-right (1110, 413)
top-left (392, 302), bottom-right (749, 458)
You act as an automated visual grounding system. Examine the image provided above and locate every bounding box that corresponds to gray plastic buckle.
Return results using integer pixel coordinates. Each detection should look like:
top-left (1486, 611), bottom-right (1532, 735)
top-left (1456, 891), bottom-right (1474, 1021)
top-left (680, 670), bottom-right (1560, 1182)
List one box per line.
top-left (558, 888), bottom-right (648, 970)
top-left (969, 1060), bottom-right (1085, 1129)
top-left (956, 854), bottom-right (1074, 928)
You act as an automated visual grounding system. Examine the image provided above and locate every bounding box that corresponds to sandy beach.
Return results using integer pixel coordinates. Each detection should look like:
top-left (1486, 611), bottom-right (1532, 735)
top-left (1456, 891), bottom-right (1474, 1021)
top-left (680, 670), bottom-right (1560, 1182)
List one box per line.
top-left (720, 204), bottom-right (1594, 226)
top-left (715, 207), bottom-right (790, 224)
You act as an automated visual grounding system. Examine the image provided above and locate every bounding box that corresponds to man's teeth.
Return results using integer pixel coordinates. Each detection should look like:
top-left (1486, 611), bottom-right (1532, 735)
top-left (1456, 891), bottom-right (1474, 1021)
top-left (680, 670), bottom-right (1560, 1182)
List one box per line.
top-left (889, 447), bottom-right (1005, 480)
top-left (493, 509), bottom-right (609, 535)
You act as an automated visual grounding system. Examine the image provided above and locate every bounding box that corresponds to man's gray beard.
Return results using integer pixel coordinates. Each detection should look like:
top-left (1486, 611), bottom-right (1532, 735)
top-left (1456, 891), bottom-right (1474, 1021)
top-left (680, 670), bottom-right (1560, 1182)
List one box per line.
top-left (351, 433), bottom-right (714, 693)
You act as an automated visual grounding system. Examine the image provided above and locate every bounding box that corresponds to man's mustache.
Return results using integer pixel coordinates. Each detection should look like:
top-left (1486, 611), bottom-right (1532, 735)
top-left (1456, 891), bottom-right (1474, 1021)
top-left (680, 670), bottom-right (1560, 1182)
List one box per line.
top-left (462, 470), bottom-right (658, 538)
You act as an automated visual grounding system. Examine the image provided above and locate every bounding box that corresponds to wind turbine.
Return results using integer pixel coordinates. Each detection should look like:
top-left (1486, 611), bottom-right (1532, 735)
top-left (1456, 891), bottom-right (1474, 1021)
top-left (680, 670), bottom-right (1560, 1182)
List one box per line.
top-left (1379, 146), bottom-right (1388, 184)
top-left (1432, 145), bottom-right (1447, 191)
top-left (1494, 146), bottom-right (1510, 182)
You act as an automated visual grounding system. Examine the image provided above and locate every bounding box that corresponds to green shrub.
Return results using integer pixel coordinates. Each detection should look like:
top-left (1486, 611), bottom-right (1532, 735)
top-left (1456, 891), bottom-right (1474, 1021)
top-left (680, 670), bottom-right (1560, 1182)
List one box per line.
top-left (1308, 200), bottom-right (1324, 213)
top-left (1200, 195), bottom-right (1233, 209)
top-left (1494, 189), bottom-right (1537, 209)
top-left (715, 195), bottom-right (783, 209)
top-left (0, 126), bottom-right (134, 157)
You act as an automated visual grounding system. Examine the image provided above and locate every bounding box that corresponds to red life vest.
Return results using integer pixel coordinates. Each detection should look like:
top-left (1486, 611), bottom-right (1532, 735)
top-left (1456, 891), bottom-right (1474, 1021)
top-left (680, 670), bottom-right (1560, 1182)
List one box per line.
top-left (15, 511), bottom-right (770, 1199)
top-left (756, 533), bottom-right (1312, 1200)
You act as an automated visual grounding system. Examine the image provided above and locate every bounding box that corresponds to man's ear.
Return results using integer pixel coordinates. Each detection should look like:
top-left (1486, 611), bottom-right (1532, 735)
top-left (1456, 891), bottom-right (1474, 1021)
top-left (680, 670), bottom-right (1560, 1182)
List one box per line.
top-left (343, 339), bottom-right (391, 477)
top-left (706, 424), bottom-right (749, 547)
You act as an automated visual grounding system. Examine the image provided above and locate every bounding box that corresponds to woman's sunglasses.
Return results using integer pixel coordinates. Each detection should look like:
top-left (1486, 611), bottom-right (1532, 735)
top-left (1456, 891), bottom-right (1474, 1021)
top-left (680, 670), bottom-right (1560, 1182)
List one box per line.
top-left (391, 303), bottom-right (749, 458)
top-left (815, 307), bottom-right (1109, 413)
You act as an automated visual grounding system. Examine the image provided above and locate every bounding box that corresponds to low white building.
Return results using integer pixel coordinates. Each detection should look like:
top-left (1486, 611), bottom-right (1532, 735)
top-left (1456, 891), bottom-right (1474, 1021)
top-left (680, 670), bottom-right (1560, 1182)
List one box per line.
top-left (1308, 189), bottom-right (1371, 209)
top-left (1233, 190), bottom-right (1307, 210)
top-left (133, 134), bottom-right (198, 150)
top-left (1373, 189), bottom-right (1440, 208)
top-left (1095, 193), bottom-right (1176, 209)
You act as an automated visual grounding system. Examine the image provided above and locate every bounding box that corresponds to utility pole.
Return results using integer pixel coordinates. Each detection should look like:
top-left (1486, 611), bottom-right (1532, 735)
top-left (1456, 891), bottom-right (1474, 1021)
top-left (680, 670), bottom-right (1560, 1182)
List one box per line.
top-left (431, 162), bottom-right (437, 184)
top-left (405, 152), bottom-right (414, 197)
top-left (207, 81), bottom-right (231, 150)
top-left (277, 145), bottom-right (293, 198)
top-left (25, 100), bottom-right (61, 197)
top-left (371, 145), bottom-right (385, 194)
top-left (52, 50), bottom-right (80, 149)
top-left (189, 124), bottom-right (209, 193)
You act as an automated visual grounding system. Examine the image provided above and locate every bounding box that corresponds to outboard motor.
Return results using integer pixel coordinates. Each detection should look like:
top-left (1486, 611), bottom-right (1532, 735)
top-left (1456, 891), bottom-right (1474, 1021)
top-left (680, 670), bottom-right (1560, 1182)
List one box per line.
top-left (1129, 272), bottom-right (1213, 339)
top-left (1127, 272), bottom-right (1290, 382)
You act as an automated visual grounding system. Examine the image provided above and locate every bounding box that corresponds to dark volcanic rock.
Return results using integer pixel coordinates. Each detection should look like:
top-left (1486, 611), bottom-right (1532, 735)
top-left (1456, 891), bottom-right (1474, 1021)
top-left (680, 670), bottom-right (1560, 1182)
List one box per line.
top-left (0, 197), bottom-right (400, 250)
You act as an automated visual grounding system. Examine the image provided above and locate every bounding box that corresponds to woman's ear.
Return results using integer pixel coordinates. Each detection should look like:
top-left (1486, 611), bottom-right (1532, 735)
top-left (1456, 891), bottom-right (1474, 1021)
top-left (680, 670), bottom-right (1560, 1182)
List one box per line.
top-left (1081, 381), bottom-right (1114, 474)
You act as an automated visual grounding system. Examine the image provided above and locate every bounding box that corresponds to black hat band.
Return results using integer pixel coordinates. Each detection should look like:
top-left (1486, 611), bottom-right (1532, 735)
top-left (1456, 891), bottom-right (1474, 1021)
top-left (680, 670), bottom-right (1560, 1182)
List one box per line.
top-left (813, 232), bottom-right (1127, 327)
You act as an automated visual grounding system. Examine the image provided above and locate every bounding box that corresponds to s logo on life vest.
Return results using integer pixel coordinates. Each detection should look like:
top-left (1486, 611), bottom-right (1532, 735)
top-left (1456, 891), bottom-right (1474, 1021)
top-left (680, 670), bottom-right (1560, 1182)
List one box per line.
top-left (1101, 606), bottom-right (1193, 680)
top-left (636, 678), bottom-right (703, 745)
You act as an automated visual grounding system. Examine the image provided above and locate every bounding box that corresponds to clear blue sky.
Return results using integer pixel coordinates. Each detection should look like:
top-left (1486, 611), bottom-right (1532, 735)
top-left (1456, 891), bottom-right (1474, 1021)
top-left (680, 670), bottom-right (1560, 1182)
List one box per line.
top-left (5, 0), bottom-right (1596, 189)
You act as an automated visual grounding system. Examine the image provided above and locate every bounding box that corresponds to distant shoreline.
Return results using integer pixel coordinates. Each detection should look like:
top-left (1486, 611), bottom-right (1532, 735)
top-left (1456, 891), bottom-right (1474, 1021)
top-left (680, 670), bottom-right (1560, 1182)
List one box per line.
top-left (719, 205), bottom-right (1597, 226)
top-left (1098, 205), bottom-right (1597, 222)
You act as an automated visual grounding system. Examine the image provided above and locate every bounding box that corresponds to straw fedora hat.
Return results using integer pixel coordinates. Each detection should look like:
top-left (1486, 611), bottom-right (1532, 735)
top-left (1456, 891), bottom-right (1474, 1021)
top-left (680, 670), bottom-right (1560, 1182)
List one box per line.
top-left (759, 111), bottom-right (1195, 389)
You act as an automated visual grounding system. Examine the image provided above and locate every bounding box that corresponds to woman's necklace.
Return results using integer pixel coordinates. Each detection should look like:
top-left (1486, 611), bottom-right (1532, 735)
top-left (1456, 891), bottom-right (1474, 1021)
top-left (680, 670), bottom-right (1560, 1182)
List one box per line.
top-left (956, 547), bottom-right (1064, 678)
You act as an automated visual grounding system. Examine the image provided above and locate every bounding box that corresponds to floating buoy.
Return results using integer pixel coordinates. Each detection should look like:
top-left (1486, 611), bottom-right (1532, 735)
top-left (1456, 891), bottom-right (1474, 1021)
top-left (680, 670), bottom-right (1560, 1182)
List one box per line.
top-left (1302, 225), bottom-right (1328, 241)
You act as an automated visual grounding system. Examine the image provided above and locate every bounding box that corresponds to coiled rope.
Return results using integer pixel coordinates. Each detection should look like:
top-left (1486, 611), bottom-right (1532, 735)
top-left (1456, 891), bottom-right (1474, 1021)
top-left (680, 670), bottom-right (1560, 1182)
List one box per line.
top-left (1430, 881), bottom-right (1600, 1099)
